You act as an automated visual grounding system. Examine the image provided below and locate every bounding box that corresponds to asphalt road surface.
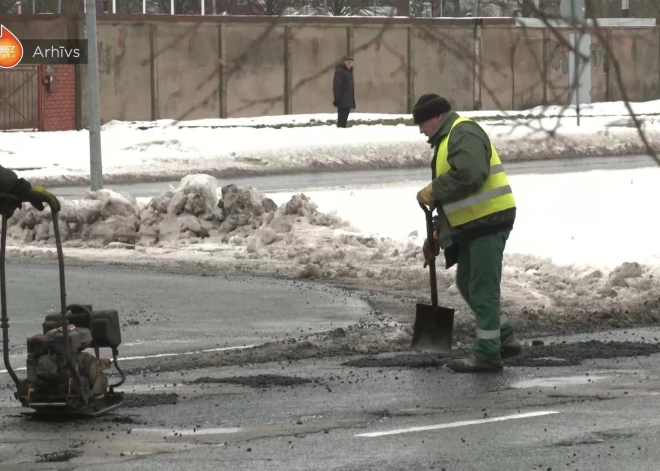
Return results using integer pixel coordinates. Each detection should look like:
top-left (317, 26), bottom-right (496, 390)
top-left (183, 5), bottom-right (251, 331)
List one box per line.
top-left (2, 150), bottom-right (660, 469)
top-left (2, 325), bottom-right (660, 470)
top-left (51, 154), bottom-right (657, 199)
top-left (0, 261), bottom-right (370, 365)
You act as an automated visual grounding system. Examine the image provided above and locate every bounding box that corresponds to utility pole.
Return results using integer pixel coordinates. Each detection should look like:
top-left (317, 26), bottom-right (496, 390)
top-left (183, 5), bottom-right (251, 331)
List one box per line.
top-left (572, 0), bottom-right (580, 126)
top-left (85, 0), bottom-right (103, 191)
top-left (621, 0), bottom-right (629, 18)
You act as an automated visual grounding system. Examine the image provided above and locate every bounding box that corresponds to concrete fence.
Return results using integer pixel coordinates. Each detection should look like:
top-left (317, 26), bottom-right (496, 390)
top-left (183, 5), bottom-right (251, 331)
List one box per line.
top-left (1, 15), bottom-right (659, 126)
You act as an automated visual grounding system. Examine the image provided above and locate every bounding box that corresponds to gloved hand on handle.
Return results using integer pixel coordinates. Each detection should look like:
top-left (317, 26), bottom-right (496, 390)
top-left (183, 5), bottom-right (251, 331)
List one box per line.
top-left (24, 186), bottom-right (61, 213)
top-left (0, 186), bottom-right (60, 219)
top-left (0, 194), bottom-right (21, 220)
top-left (7, 176), bottom-right (60, 213)
top-left (422, 230), bottom-right (440, 268)
top-left (416, 183), bottom-right (435, 211)
top-left (0, 165), bottom-right (61, 218)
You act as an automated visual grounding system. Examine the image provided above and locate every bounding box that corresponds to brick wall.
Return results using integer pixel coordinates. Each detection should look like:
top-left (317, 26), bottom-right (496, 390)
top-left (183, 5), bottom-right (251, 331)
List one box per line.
top-left (39, 65), bottom-right (76, 132)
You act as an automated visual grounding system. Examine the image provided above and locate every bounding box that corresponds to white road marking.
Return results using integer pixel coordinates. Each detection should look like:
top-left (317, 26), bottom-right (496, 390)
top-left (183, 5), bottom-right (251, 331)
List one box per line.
top-left (0, 344), bottom-right (255, 375)
top-left (355, 410), bottom-right (559, 438)
top-left (120, 345), bottom-right (255, 362)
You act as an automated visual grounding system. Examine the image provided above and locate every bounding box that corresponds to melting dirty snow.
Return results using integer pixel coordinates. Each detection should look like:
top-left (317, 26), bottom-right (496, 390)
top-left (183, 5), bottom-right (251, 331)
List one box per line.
top-left (4, 174), bottom-right (660, 335)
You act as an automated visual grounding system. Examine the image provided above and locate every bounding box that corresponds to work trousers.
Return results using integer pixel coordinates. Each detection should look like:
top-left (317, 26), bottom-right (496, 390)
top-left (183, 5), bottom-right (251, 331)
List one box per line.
top-left (455, 231), bottom-right (514, 360)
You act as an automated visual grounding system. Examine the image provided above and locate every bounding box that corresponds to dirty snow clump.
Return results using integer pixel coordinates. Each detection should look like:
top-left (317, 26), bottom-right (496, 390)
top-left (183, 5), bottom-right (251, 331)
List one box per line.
top-left (7, 189), bottom-right (140, 248)
top-left (137, 174), bottom-right (225, 245)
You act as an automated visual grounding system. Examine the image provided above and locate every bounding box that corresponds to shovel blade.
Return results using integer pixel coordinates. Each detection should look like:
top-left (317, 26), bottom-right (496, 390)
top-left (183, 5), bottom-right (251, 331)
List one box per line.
top-left (411, 304), bottom-right (455, 353)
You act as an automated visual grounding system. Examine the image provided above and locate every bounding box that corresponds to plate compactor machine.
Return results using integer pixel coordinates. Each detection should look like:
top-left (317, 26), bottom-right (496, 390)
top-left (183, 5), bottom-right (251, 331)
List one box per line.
top-left (1, 204), bottom-right (126, 418)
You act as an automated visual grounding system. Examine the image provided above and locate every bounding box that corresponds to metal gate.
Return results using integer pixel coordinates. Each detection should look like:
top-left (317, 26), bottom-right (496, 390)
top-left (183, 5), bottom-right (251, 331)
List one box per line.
top-left (0, 66), bottom-right (39, 131)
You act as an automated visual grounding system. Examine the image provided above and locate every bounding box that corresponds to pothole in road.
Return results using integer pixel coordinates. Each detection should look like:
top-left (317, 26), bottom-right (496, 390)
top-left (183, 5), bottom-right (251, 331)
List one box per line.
top-left (368, 407), bottom-right (445, 418)
top-left (550, 430), bottom-right (637, 448)
top-left (341, 341), bottom-right (660, 369)
top-left (36, 449), bottom-right (82, 463)
top-left (506, 341), bottom-right (660, 367)
top-left (510, 375), bottom-right (609, 389)
top-left (186, 374), bottom-right (313, 388)
top-left (552, 437), bottom-right (605, 447)
top-left (342, 353), bottom-right (447, 368)
top-left (111, 415), bottom-right (140, 424)
top-left (123, 393), bottom-right (179, 408)
top-left (132, 426), bottom-right (242, 437)
top-left (594, 430), bottom-right (637, 440)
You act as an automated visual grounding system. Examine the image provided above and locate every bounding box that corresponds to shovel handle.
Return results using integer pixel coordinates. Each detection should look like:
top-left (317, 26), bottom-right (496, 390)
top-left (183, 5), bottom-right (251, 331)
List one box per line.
top-left (418, 202), bottom-right (434, 224)
top-left (419, 203), bottom-right (439, 308)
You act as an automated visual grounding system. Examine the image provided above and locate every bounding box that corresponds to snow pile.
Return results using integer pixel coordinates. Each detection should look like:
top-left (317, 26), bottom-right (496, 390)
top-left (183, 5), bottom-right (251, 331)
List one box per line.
top-left (5, 174), bottom-right (660, 329)
top-left (5, 175), bottom-right (421, 278)
top-left (6, 175), bottom-right (279, 248)
top-left (138, 174), bottom-right (225, 245)
top-left (8, 189), bottom-right (141, 248)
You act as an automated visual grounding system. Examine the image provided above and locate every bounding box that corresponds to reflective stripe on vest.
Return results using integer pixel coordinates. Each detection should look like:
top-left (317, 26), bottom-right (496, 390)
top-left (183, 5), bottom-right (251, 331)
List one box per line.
top-left (435, 116), bottom-right (516, 227)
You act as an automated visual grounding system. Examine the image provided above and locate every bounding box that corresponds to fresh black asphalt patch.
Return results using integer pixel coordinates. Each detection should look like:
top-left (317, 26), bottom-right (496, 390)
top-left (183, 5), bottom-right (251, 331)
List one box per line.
top-left (342, 353), bottom-right (447, 369)
top-left (506, 340), bottom-right (660, 367)
top-left (122, 393), bottom-right (179, 408)
top-left (341, 341), bottom-right (660, 368)
top-left (186, 374), bottom-right (312, 388)
top-left (35, 449), bottom-right (83, 463)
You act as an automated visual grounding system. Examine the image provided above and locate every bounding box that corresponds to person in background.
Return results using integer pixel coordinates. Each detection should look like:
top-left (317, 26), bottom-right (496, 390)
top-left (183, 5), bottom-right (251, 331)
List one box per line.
top-left (0, 165), bottom-right (61, 218)
top-left (333, 55), bottom-right (355, 128)
top-left (413, 93), bottom-right (521, 374)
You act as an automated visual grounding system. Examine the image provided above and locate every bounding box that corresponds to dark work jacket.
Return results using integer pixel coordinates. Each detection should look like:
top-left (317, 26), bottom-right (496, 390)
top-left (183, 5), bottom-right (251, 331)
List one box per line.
top-left (333, 64), bottom-right (355, 109)
top-left (0, 164), bottom-right (32, 201)
top-left (0, 165), bottom-right (19, 194)
top-left (428, 112), bottom-right (516, 268)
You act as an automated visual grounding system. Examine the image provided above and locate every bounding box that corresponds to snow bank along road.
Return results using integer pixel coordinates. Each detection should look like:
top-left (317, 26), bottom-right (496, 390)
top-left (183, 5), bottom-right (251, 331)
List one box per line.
top-left (5, 100), bottom-right (660, 187)
top-left (4, 161), bottom-right (660, 348)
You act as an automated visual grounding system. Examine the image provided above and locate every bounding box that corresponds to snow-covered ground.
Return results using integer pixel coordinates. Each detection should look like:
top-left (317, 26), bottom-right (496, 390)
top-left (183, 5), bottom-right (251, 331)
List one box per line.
top-left (4, 100), bottom-right (660, 187)
top-left (106, 99), bottom-right (660, 129)
top-left (5, 167), bottom-right (660, 332)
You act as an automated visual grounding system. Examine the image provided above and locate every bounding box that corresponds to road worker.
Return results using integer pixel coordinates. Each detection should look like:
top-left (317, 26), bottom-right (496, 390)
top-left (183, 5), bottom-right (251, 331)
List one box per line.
top-left (413, 93), bottom-right (522, 373)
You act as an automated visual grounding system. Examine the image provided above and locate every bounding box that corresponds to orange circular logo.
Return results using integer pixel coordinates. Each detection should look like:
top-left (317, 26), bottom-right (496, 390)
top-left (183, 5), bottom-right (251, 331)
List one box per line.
top-left (0, 25), bottom-right (24, 69)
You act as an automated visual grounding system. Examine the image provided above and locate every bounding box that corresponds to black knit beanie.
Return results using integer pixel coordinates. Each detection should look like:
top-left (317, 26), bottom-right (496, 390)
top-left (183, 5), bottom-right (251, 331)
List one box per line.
top-left (412, 94), bottom-right (452, 124)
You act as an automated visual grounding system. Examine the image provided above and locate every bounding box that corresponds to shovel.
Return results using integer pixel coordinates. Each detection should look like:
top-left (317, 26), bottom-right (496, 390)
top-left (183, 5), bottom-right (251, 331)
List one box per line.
top-left (411, 202), bottom-right (455, 353)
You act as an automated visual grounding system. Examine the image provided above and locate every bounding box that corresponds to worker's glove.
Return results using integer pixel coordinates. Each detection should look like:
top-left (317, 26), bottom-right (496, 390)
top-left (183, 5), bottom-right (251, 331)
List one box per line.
top-left (24, 186), bottom-right (61, 213)
top-left (422, 232), bottom-right (440, 268)
top-left (416, 183), bottom-right (435, 210)
top-left (0, 193), bottom-right (21, 219)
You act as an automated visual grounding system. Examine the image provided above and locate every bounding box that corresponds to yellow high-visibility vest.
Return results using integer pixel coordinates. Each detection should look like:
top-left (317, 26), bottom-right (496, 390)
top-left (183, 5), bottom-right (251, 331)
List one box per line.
top-left (435, 116), bottom-right (516, 227)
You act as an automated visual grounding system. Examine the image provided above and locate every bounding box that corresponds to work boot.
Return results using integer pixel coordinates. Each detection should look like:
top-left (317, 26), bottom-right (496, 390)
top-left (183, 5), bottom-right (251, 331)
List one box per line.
top-left (500, 331), bottom-right (522, 359)
top-left (447, 356), bottom-right (503, 373)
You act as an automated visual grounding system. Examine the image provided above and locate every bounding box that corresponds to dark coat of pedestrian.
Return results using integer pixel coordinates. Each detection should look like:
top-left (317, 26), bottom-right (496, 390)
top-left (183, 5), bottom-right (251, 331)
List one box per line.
top-left (333, 56), bottom-right (355, 128)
